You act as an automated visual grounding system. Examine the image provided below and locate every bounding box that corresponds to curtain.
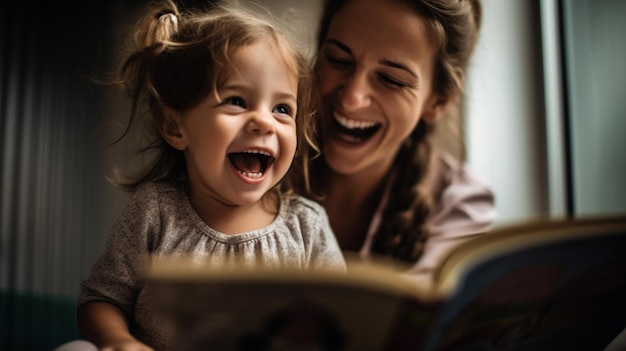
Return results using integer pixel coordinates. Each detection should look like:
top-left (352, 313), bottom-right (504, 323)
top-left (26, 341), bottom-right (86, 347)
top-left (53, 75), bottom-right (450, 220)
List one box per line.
top-left (1, 1), bottom-right (121, 299)
top-left (0, 1), bottom-right (138, 348)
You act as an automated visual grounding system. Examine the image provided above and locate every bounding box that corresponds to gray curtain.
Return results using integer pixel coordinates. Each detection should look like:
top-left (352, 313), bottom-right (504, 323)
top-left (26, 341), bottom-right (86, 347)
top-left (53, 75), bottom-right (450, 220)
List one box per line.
top-left (0, 1), bottom-right (223, 348)
top-left (1, 1), bottom-right (118, 299)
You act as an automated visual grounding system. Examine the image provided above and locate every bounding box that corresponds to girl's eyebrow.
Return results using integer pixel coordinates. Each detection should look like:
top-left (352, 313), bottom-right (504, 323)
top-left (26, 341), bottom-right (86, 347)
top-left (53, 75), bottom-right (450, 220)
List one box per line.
top-left (324, 38), bottom-right (417, 79)
top-left (219, 84), bottom-right (297, 103)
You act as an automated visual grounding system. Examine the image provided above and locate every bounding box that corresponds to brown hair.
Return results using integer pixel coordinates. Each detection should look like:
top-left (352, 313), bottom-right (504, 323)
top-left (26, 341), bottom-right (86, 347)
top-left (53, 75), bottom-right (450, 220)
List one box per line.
top-left (312, 0), bottom-right (482, 262)
top-left (107, 0), bottom-right (316, 197)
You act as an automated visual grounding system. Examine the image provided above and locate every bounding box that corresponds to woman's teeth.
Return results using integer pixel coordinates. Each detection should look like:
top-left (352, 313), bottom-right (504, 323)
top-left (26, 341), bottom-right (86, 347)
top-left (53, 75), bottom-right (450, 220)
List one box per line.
top-left (332, 114), bottom-right (381, 143)
top-left (334, 114), bottom-right (378, 130)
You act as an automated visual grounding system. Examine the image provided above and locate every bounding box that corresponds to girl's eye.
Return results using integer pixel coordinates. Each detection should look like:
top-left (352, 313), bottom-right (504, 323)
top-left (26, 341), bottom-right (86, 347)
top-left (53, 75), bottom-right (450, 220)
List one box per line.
top-left (223, 96), bottom-right (247, 108)
top-left (273, 104), bottom-right (293, 117)
top-left (378, 74), bottom-right (407, 89)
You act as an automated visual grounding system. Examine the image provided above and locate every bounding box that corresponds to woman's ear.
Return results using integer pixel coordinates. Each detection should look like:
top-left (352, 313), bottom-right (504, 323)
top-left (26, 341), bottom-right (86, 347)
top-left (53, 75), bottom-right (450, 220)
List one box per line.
top-left (422, 93), bottom-right (454, 124)
top-left (159, 107), bottom-right (187, 151)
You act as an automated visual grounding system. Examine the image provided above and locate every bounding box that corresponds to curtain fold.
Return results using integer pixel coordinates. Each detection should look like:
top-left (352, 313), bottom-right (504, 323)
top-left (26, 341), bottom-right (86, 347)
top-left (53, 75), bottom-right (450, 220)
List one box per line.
top-left (1, 1), bottom-right (115, 298)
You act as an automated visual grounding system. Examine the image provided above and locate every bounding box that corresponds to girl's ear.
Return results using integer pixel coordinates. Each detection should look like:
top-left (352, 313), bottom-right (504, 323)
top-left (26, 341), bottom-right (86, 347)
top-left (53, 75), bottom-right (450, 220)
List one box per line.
top-left (422, 93), bottom-right (454, 124)
top-left (159, 107), bottom-right (187, 151)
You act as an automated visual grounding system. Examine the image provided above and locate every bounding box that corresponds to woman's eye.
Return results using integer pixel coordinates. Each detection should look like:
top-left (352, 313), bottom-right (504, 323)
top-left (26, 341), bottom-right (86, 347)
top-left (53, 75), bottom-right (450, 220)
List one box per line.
top-left (273, 104), bottom-right (293, 117)
top-left (379, 74), bottom-right (407, 88)
top-left (223, 96), bottom-right (247, 108)
top-left (326, 54), bottom-right (352, 69)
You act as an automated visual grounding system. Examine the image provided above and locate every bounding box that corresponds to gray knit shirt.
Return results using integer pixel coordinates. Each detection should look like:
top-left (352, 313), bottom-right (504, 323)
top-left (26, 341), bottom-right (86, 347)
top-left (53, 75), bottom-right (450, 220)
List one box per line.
top-left (78, 181), bottom-right (346, 350)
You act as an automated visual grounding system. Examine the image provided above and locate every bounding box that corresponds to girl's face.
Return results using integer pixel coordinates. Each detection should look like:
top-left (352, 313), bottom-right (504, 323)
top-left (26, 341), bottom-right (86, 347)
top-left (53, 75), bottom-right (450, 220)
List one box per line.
top-left (170, 41), bottom-right (298, 208)
top-left (316, 0), bottom-right (445, 177)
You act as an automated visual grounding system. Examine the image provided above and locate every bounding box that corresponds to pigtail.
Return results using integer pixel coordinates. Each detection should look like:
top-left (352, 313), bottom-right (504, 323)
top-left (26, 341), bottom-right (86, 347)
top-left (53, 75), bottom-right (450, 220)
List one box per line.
top-left (108, 0), bottom-right (184, 191)
top-left (122, 0), bottom-right (180, 100)
top-left (134, 0), bottom-right (180, 49)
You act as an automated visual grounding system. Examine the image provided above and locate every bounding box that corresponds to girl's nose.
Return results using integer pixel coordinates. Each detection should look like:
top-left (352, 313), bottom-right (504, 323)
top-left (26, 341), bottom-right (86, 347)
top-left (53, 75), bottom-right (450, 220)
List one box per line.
top-left (246, 110), bottom-right (275, 134)
top-left (338, 71), bottom-right (371, 111)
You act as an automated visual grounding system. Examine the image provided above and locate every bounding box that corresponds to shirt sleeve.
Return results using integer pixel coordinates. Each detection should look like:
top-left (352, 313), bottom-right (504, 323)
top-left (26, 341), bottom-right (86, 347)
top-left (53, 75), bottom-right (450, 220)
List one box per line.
top-left (77, 183), bottom-right (161, 316)
top-left (409, 153), bottom-right (496, 277)
top-left (301, 199), bottom-right (347, 273)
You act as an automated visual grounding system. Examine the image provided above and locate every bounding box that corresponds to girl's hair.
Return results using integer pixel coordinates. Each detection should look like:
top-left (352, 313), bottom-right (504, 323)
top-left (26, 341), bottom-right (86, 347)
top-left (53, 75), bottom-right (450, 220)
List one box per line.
top-left (311, 0), bottom-right (482, 263)
top-left (108, 0), bottom-right (316, 195)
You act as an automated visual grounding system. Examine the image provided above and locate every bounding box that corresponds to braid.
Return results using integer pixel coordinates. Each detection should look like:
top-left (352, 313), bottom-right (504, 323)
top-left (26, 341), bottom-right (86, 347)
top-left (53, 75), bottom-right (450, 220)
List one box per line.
top-left (371, 121), bottom-right (434, 262)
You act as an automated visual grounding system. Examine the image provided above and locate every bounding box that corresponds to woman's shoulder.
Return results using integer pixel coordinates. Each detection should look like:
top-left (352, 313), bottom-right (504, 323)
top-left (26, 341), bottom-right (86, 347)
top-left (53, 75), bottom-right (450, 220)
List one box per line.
top-left (427, 150), bottom-right (496, 236)
top-left (429, 151), bottom-right (493, 197)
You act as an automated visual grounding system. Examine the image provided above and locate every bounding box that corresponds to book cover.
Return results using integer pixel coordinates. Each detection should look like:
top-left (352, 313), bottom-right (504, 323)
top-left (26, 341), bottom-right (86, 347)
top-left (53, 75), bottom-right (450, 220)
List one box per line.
top-left (145, 215), bottom-right (626, 351)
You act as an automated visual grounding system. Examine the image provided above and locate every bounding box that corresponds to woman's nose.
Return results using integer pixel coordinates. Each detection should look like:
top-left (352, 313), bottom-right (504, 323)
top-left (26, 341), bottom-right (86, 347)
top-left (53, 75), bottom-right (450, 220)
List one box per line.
top-left (338, 71), bottom-right (371, 111)
top-left (246, 110), bottom-right (275, 134)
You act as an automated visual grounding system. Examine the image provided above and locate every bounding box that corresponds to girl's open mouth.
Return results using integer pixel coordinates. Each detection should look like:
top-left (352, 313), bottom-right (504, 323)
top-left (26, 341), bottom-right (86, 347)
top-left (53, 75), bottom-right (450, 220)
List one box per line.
top-left (228, 150), bottom-right (275, 179)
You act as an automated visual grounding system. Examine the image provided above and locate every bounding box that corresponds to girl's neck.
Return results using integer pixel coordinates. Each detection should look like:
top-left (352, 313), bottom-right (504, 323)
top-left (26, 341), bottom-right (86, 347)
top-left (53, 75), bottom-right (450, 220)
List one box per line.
top-left (187, 184), bottom-right (279, 235)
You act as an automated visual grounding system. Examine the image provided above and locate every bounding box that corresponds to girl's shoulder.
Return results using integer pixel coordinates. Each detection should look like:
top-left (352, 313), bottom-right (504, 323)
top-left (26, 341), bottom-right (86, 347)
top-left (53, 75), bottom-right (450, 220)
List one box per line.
top-left (130, 180), bottom-right (187, 207)
top-left (279, 193), bottom-right (327, 219)
top-left (133, 180), bottom-right (184, 195)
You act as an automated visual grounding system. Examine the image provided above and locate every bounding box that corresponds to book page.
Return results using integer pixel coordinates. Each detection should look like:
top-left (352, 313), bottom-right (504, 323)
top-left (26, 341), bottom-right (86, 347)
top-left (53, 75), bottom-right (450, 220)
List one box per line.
top-left (145, 259), bottom-right (439, 351)
top-left (424, 216), bottom-right (626, 351)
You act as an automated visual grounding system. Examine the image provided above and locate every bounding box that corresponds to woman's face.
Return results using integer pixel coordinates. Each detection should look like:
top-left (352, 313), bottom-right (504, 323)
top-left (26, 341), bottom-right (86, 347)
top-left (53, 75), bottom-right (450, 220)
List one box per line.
top-left (316, 0), bottom-right (444, 176)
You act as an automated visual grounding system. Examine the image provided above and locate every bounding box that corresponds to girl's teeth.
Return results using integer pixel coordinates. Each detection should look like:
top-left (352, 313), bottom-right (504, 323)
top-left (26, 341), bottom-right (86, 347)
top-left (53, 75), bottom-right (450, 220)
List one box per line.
top-left (242, 150), bottom-right (271, 156)
top-left (237, 171), bottom-right (263, 178)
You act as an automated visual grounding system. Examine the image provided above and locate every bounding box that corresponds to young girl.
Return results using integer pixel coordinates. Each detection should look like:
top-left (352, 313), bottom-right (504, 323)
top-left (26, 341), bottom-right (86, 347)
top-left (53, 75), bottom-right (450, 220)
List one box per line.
top-left (74, 1), bottom-right (345, 350)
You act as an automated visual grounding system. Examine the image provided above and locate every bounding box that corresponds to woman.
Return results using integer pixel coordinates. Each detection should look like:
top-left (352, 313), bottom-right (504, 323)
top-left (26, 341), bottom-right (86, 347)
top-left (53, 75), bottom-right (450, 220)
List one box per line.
top-left (296, 0), bottom-right (496, 280)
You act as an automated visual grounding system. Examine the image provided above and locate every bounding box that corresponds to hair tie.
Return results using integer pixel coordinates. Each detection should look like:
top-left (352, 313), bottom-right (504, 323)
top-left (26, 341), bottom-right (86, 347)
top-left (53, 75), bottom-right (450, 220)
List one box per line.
top-left (158, 12), bottom-right (178, 30)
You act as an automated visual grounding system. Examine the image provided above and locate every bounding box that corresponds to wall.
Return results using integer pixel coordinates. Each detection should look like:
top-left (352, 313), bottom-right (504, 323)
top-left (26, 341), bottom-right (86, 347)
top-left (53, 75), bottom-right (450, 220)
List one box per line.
top-left (562, 0), bottom-right (626, 216)
top-left (465, 0), bottom-right (549, 226)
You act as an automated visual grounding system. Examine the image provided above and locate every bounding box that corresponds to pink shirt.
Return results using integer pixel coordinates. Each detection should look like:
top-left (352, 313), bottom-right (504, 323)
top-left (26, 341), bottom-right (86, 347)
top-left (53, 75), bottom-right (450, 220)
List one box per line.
top-left (360, 151), bottom-right (496, 279)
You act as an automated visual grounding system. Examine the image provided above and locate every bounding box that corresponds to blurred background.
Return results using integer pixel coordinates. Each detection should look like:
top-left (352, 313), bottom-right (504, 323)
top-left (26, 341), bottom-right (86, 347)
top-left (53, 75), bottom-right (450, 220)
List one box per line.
top-left (1, 0), bottom-right (625, 349)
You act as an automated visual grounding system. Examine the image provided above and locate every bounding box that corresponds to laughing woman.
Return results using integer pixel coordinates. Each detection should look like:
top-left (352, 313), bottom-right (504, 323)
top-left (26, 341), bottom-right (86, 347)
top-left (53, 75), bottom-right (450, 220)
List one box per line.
top-left (296, 0), bottom-right (496, 281)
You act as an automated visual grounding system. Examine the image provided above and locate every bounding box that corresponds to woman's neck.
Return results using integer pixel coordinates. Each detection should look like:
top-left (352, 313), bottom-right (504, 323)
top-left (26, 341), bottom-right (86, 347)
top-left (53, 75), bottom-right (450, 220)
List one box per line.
top-left (326, 171), bottom-right (383, 207)
top-left (322, 164), bottom-right (392, 251)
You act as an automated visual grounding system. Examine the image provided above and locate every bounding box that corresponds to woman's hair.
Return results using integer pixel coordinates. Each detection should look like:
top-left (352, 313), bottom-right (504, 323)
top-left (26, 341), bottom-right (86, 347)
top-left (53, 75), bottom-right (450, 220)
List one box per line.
top-left (312, 0), bottom-right (482, 262)
top-left (108, 0), bottom-right (316, 196)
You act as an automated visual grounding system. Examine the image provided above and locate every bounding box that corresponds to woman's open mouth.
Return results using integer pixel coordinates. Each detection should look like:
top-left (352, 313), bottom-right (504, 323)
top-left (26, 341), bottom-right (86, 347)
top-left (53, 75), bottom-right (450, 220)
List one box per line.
top-left (332, 114), bottom-right (381, 143)
top-left (228, 150), bottom-right (275, 179)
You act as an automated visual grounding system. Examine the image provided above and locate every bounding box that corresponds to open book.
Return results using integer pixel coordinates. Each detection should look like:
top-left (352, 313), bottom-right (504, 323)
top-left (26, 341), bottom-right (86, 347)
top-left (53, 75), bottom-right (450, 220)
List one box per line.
top-left (145, 215), bottom-right (626, 351)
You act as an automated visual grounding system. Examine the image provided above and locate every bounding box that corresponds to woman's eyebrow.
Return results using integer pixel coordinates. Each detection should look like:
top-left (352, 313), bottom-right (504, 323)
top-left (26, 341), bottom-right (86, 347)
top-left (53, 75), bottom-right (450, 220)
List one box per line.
top-left (324, 38), bottom-right (352, 55)
top-left (380, 59), bottom-right (418, 79)
top-left (324, 38), bottom-right (418, 79)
